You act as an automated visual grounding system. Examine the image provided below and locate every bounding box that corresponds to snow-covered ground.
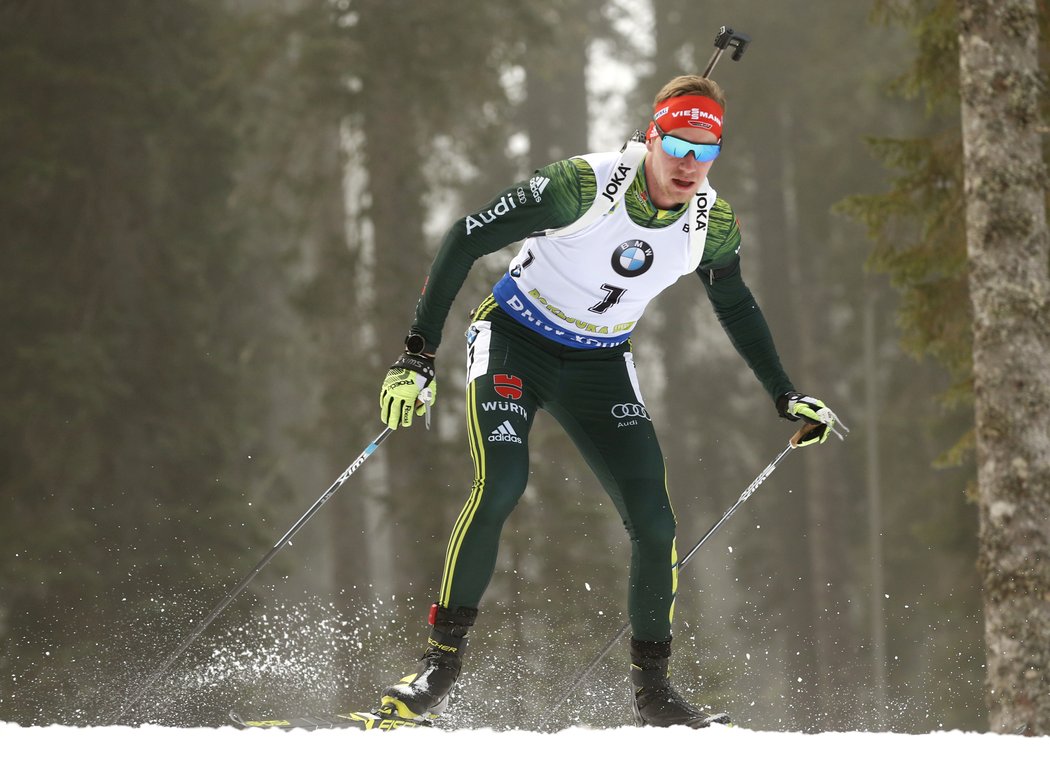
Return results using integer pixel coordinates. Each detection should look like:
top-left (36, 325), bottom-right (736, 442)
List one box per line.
top-left (2, 723), bottom-right (1046, 760)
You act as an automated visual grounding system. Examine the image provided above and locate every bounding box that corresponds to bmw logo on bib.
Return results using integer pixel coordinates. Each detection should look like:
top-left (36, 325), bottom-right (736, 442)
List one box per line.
top-left (612, 239), bottom-right (654, 277)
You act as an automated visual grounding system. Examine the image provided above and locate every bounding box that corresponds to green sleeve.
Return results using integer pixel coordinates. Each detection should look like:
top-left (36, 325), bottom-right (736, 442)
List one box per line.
top-left (698, 199), bottom-right (794, 404)
top-left (410, 158), bottom-right (596, 352)
top-left (698, 196), bottom-right (743, 270)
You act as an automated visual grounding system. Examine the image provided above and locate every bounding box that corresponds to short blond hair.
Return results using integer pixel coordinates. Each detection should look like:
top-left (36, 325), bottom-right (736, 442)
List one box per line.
top-left (652, 75), bottom-right (726, 111)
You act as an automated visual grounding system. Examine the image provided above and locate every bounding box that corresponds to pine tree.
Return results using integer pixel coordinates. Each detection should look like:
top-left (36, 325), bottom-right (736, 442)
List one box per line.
top-left (841, 0), bottom-right (1049, 734)
top-left (0, 1), bottom-right (290, 724)
top-left (957, 0), bottom-right (1050, 735)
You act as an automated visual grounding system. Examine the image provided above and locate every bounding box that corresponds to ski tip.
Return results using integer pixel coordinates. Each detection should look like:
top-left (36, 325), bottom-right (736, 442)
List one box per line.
top-left (706, 713), bottom-right (733, 727)
top-left (229, 707), bottom-right (432, 731)
top-left (341, 710), bottom-right (432, 730)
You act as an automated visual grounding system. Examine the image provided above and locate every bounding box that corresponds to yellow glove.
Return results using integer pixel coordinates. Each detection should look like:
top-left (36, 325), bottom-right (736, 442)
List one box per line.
top-left (777, 392), bottom-right (848, 447)
top-left (380, 353), bottom-right (436, 430)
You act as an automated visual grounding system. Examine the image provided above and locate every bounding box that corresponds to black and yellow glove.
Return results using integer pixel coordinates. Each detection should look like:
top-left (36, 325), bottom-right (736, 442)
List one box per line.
top-left (380, 348), bottom-right (437, 431)
top-left (777, 391), bottom-right (848, 447)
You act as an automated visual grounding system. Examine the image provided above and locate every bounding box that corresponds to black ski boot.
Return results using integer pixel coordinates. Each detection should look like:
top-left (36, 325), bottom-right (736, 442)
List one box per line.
top-left (379, 604), bottom-right (477, 722)
top-left (630, 638), bottom-right (731, 728)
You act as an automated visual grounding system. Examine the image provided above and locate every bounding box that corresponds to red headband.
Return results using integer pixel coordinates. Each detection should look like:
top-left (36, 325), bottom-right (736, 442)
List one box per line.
top-left (646, 94), bottom-right (724, 141)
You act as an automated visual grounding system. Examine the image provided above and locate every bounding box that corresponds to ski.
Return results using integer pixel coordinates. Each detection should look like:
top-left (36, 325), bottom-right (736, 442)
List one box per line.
top-left (229, 708), bottom-right (431, 731)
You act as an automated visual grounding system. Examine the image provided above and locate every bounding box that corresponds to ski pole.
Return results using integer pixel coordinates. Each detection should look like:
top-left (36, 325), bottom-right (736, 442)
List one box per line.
top-left (702, 26), bottom-right (752, 78)
top-left (110, 427), bottom-right (394, 722)
top-left (546, 423), bottom-right (816, 722)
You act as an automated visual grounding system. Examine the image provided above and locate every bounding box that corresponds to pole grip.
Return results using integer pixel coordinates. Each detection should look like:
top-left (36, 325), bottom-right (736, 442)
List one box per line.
top-left (790, 421), bottom-right (822, 448)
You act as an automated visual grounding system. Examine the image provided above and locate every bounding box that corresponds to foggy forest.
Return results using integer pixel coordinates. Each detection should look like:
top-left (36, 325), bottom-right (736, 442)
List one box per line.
top-left (1, 0), bottom-right (1047, 736)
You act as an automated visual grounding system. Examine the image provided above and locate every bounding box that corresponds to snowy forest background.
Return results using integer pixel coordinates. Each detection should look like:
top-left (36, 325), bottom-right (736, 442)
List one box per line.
top-left (1, 0), bottom-right (1047, 735)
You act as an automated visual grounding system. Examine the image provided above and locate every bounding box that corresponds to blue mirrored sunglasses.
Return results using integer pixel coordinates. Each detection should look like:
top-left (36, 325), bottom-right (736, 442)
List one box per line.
top-left (654, 122), bottom-right (721, 162)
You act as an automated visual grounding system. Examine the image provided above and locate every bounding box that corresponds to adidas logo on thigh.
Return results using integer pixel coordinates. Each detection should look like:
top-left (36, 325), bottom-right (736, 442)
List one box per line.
top-left (488, 420), bottom-right (522, 444)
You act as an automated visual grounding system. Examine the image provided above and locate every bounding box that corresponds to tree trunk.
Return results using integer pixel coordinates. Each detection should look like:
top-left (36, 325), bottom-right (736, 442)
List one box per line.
top-left (742, 70), bottom-right (818, 731)
top-left (863, 285), bottom-right (889, 722)
top-left (350, 2), bottom-right (434, 606)
top-left (523, 0), bottom-right (590, 165)
top-left (957, 0), bottom-right (1050, 735)
top-left (778, 100), bottom-right (855, 730)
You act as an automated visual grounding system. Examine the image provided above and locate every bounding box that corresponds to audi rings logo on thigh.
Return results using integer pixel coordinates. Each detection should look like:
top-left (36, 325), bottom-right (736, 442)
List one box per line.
top-left (611, 403), bottom-right (650, 420)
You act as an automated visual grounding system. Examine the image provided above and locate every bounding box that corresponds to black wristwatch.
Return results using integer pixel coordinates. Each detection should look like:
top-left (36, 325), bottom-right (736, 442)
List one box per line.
top-left (404, 332), bottom-right (428, 356)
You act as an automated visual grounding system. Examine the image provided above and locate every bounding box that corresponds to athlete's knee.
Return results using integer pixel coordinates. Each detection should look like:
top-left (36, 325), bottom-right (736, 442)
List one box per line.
top-left (627, 504), bottom-right (676, 553)
top-left (618, 479), bottom-right (676, 548)
top-left (468, 470), bottom-right (528, 528)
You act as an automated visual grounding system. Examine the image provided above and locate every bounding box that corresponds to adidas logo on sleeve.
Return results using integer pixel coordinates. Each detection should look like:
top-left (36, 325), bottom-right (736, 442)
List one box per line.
top-left (488, 421), bottom-right (523, 444)
top-left (529, 176), bottom-right (550, 203)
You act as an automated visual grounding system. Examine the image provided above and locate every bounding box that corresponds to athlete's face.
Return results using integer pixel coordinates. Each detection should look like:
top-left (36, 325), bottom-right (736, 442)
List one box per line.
top-left (644, 126), bottom-right (718, 209)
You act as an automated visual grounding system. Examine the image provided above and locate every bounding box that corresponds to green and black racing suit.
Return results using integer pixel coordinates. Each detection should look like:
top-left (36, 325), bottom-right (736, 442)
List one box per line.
top-left (409, 155), bottom-right (793, 642)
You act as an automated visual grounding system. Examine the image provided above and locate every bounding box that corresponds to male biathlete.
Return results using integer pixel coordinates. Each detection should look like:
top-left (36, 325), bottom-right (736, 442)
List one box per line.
top-left (377, 74), bottom-right (841, 728)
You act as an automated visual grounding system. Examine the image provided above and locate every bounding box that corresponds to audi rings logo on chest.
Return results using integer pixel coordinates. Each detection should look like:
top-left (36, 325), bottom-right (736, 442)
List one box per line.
top-left (611, 239), bottom-right (654, 278)
top-left (611, 403), bottom-right (650, 420)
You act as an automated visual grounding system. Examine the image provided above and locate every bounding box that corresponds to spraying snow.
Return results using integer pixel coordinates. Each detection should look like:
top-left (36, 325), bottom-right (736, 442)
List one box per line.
top-left (1, 722), bottom-right (1046, 760)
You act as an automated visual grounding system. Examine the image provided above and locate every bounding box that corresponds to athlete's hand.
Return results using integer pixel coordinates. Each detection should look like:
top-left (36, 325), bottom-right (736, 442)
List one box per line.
top-left (777, 392), bottom-right (848, 446)
top-left (380, 353), bottom-right (437, 430)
